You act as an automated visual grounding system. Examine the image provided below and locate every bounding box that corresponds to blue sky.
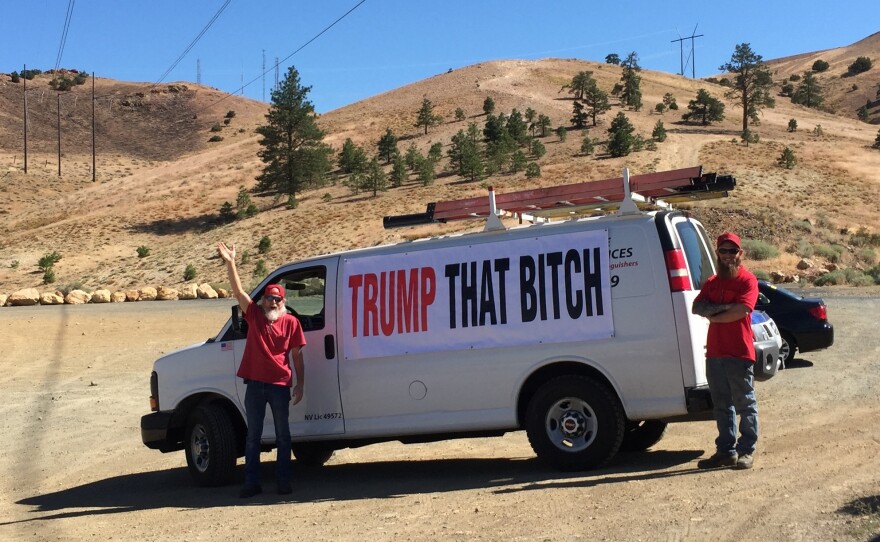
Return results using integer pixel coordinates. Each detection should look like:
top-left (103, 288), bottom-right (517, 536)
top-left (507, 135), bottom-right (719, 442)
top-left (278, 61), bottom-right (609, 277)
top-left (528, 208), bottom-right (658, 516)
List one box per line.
top-left (3, 1), bottom-right (877, 113)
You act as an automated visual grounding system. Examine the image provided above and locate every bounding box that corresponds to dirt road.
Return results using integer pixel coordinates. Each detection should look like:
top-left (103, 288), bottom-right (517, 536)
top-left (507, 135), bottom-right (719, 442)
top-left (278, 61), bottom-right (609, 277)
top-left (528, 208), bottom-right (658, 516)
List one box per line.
top-left (1, 293), bottom-right (878, 541)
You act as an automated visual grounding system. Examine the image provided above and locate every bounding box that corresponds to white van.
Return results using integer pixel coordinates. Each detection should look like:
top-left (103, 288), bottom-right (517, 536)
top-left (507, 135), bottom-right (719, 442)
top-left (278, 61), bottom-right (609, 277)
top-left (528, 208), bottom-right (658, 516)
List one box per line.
top-left (141, 167), bottom-right (772, 486)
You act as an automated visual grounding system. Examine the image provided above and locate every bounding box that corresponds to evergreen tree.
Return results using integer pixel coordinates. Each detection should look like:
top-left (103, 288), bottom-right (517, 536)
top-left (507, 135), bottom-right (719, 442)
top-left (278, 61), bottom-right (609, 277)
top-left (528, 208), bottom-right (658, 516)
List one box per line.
top-left (536, 114), bottom-right (552, 137)
top-left (404, 143), bottom-right (421, 171)
top-left (556, 126), bottom-right (567, 142)
top-left (506, 109), bottom-right (529, 144)
top-left (652, 120), bottom-right (667, 142)
top-left (454, 107), bottom-right (466, 121)
top-left (683, 88), bottom-right (725, 125)
top-left (427, 142), bottom-right (443, 163)
top-left (620, 52), bottom-right (643, 111)
top-left (571, 101), bottom-right (588, 129)
top-left (663, 93), bottom-right (678, 110)
top-left (792, 71), bottom-right (824, 109)
top-left (582, 81), bottom-right (610, 126)
top-left (778, 147), bottom-right (797, 169)
top-left (564, 71), bottom-right (595, 100)
top-left (719, 43), bottom-right (775, 133)
top-left (377, 128), bottom-right (398, 164)
top-left (605, 53), bottom-right (620, 66)
top-left (788, 119), bottom-right (798, 132)
top-left (255, 66), bottom-right (331, 198)
top-left (580, 135), bottom-right (595, 155)
top-left (482, 96), bottom-right (496, 115)
top-left (363, 157), bottom-right (388, 196)
top-left (873, 128), bottom-right (880, 149)
top-left (531, 139), bottom-right (546, 158)
top-left (510, 150), bottom-right (528, 173)
top-left (607, 112), bottom-right (635, 157)
top-left (416, 97), bottom-right (442, 135)
top-left (390, 152), bottom-right (407, 187)
top-left (338, 138), bottom-right (368, 174)
top-left (654, 103), bottom-right (667, 115)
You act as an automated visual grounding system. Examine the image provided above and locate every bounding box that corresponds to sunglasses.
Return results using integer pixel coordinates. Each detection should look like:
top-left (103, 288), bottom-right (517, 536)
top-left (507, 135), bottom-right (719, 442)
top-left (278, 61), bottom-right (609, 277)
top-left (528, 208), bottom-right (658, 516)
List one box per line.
top-left (264, 295), bottom-right (284, 303)
top-left (717, 248), bottom-right (740, 255)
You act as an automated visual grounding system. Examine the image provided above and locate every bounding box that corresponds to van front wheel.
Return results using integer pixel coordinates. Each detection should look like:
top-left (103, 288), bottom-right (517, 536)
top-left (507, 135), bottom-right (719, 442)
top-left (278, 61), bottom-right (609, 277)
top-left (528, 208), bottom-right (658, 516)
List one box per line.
top-left (525, 376), bottom-right (624, 471)
top-left (184, 405), bottom-right (237, 487)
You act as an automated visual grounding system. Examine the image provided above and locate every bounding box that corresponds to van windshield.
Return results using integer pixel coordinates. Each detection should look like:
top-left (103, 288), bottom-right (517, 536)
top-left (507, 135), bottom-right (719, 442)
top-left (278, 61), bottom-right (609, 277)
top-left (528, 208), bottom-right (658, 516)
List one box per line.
top-left (675, 220), bottom-right (715, 290)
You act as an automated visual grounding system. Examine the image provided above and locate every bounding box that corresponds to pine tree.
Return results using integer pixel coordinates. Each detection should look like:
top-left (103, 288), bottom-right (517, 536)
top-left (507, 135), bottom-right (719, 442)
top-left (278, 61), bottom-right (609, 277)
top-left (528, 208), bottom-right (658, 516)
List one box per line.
top-left (416, 97), bottom-right (442, 135)
top-left (683, 88), bottom-right (725, 125)
top-left (607, 112), bottom-right (635, 157)
top-left (652, 120), bottom-right (667, 142)
top-left (255, 66), bottom-right (331, 198)
top-left (719, 43), bottom-right (775, 133)
top-left (792, 71), bottom-right (824, 109)
top-left (620, 52), bottom-right (643, 111)
top-left (377, 128), bottom-right (398, 164)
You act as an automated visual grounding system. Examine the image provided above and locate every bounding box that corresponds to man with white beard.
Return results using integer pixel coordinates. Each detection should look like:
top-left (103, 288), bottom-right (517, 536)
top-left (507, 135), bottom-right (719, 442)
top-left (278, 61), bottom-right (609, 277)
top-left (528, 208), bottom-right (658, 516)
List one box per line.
top-left (691, 232), bottom-right (759, 471)
top-left (218, 242), bottom-right (306, 497)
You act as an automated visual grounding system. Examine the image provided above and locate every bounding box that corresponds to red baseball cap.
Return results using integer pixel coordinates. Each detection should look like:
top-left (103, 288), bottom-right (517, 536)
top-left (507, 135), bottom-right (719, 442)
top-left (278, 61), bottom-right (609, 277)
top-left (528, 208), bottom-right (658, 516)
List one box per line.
top-left (265, 284), bottom-right (285, 298)
top-left (716, 232), bottom-right (742, 248)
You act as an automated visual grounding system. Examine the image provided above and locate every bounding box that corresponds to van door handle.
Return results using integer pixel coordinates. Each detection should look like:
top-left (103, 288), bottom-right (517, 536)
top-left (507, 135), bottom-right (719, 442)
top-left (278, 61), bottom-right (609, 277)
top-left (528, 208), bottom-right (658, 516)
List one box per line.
top-left (324, 335), bottom-right (335, 360)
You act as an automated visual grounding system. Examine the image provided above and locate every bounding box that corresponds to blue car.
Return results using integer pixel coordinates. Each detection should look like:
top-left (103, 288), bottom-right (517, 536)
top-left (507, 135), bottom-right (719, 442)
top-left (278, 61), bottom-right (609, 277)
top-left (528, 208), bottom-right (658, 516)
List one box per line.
top-left (756, 281), bottom-right (834, 365)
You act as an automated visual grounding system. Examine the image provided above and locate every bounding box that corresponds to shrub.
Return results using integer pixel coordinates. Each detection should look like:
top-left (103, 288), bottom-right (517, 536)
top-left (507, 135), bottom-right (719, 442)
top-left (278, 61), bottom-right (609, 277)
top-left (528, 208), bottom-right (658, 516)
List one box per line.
top-left (10, 260), bottom-right (19, 269)
top-left (208, 135), bottom-right (224, 142)
top-left (742, 239), bottom-right (778, 260)
top-left (812, 59), bottom-right (829, 72)
top-left (813, 125), bottom-right (824, 136)
top-left (184, 264), bottom-right (197, 281)
top-left (253, 259), bottom-right (268, 279)
top-left (210, 123), bottom-right (223, 132)
top-left (866, 265), bottom-right (880, 284)
top-left (580, 136), bottom-right (595, 155)
top-left (814, 244), bottom-right (844, 262)
top-left (38, 251), bottom-right (62, 271)
top-left (286, 195), bottom-right (298, 209)
top-left (43, 268), bottom-right (56, 284)
top-left (814, 270), bottom-right (846, 286)
top-left (10, 73), bottom-right (20, 83)
top-left (525, 162), bottom-right (541, 179)
top-left (848, 56), bottom-right (872, 75)
top-left (555, 126), bottom-right (567, 142)
top-left (856, 247), bottom-right (876, 265)
top-left (652, 120), bottom-right (667, 142)
top-left (850, 228), bottom-right (880, 247)
top-left (844, 268), bottom-right (874, 286)
top-left (240, 250), bottom-right (251, 266)
top-left (218, 201), bottom-right (235, 223)
top-left (741, 129), bottom-right (759, 145)
top-left (225, 110), bottom-right (236, 118)
top-left (321, 193), bottom-right (332, 202)
top-left (787, 118), bottom-right (797, 132)
top-left (789, 74), bottom-right (801, 82)
top-left (258, 236), bottom-right (271, 254)
top-left (793, 238), bottom-right (814, 258)
top-left (778, 147), bottom-right (797, 169)
top-left (223, 118), bottom-right (231, 125)
top-left (454, 108), bottom-right (466, 121)
top-left (792, 220), bottom-right (812, 233)
top-left (136, 245), bottom-right (151, 258)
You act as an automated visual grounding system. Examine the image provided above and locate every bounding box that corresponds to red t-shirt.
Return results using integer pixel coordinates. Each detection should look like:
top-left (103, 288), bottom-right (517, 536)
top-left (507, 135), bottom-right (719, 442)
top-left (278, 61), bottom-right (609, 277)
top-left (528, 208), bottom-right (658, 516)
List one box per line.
top-left (236, 301), bottom-right (307, 386)
top-left (694, 267), bottom-right (758, 362)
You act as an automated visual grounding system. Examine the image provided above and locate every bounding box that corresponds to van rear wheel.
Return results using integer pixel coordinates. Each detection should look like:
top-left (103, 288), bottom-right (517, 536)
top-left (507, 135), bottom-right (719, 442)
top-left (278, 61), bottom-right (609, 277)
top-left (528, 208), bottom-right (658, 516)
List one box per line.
top-left (292, 444), bottom-right (334, 467)
top-left (525, 376), bottom-right (624, 471)
top-left (619, 420), bottom-right (668, 452)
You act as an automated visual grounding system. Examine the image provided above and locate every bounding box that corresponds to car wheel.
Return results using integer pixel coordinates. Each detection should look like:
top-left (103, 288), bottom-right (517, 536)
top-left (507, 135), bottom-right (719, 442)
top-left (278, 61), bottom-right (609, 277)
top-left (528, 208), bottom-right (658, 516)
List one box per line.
top-left (292, 443), bottom-right (335, 467)
top-left (619, 420), bottom-right (668, 452)
top-left (780, 332), bottom-right (796, 366)
top-left (525, 376), bottom-right (624, 471)
top-left (185, 405), bottom-right (237, 487)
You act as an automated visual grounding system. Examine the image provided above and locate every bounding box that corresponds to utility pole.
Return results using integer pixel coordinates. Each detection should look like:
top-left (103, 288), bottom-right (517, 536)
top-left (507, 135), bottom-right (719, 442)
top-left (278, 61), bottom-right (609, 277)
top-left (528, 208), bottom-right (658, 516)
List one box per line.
top-left (196, 58), bottom-right (202, 84)
top-left (671, 27), bottom-right (704, 78)
top-left (57, 93), bottom-right (62, 177)
top-left (262, 49), bottom-right (266, 102)
top-left (23, 64), bottom-right (28, 174)
top-left (92, 72), bottom-right (96, 181)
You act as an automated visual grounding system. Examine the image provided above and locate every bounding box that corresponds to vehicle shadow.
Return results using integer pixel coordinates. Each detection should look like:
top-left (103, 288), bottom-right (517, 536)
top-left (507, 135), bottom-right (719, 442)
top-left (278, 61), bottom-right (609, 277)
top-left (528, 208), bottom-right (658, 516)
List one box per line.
top-left (785, 358), bottom-right (815, 370)
top-left (9, 450), bottom-right (704, 521)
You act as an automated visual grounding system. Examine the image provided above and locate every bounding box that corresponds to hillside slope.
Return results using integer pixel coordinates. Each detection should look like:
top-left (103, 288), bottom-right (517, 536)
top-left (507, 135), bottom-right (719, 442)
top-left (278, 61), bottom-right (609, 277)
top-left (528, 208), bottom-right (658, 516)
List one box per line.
top-left (1, 43), bottom-right (878, 295)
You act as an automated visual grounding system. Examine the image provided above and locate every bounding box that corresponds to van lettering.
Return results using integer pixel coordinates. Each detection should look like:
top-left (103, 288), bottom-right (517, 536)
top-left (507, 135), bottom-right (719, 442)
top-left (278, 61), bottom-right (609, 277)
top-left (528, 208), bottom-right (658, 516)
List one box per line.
top-left (348, 267), bottom-right (436, 337)
top-left (444, 258), bottom-right (510, 328)
top-left (521, 248), bottom-right (604, 322)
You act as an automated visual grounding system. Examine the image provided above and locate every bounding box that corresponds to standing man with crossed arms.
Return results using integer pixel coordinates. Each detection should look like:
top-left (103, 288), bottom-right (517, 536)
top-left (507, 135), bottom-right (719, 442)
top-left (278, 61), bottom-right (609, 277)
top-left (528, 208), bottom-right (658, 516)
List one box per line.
top-left (218, 242), bottom-right (306, 497)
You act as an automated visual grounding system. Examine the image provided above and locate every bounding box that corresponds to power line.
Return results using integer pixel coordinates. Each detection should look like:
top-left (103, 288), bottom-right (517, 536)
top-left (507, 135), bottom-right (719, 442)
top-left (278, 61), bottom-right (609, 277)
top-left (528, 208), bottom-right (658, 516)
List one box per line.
top-left (196, 0), bottom-right (367, 114)
top-left (53, 0), bottom-right (76, 76)
top-left (154, 0), bottom-right (232, 86)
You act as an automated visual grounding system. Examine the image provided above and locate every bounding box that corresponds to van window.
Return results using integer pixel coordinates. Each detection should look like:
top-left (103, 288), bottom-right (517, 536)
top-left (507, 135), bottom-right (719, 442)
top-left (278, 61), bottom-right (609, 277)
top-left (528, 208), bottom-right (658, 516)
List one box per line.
top-left (674, 220), bottom-right (714, 290)
top-left (271, 267), bottom-right (327, 331)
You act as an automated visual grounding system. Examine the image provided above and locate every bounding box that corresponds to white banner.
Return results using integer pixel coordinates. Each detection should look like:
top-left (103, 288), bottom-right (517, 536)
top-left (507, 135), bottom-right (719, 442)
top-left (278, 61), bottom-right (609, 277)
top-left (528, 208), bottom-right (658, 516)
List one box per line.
top-left (341, 229), bottom-right (613, 359)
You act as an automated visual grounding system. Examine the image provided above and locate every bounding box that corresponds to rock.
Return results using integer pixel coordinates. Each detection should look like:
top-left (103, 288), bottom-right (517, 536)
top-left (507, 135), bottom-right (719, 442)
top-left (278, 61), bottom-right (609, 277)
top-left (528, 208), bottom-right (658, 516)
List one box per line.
top-left (8, 288), bottom-right (40, 306)
top-left (197, 283), bottom-right (218, 299)
top-left (111, 291), bottom-right (127, 303)
top-left (65, 290), bottom-right (91, 304)
top-left (125, 290), bottom-right (140, 302)
top-left (826, 263), bottom-right (839, 272)
top-left (156, 286), bottom-right (179, 301)
top-left (790, 274), bottom-right (800, 283)
top-left (179, 284), bottom-right (198, 300)
top-left (796, 259), bottom-right (814, 270)
top-left (769, 271), bottom-right (786, 283)
top-left (40, 292), bottom-right (64, 305)
top-left (217, 288), bottom-right (229, 298)
top-left (0, 294), bottom-right (8, 307)
top-left (90, 289), bottom-right (111, 303)
top-left (139, 287), bottom-right (158, 301)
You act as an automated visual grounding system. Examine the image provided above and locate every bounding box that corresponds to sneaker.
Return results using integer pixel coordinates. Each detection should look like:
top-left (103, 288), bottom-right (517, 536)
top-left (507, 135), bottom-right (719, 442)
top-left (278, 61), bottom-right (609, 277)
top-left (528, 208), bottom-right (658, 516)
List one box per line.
top-left (697, 452), bottom-right (738, 469)
top-left (735, 453), bottom-right (754, 470)
top-left (239, 485), bottom-right (262, 498)
top-left (277, 481), bottom-right (292, 495)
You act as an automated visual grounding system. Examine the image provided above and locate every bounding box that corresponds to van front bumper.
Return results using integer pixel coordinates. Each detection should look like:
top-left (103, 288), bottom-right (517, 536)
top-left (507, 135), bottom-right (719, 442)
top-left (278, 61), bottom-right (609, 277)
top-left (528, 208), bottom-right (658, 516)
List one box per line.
top-left (141, 412), bottom-right (182, 452)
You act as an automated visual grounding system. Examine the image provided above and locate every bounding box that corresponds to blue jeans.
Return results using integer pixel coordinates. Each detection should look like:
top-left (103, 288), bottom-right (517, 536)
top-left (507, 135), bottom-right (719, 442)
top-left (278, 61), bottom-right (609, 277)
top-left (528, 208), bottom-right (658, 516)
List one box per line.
top-left (705, 357), bottom-right (758, 456)
top-left (244, 381), bottom-right (292, 487)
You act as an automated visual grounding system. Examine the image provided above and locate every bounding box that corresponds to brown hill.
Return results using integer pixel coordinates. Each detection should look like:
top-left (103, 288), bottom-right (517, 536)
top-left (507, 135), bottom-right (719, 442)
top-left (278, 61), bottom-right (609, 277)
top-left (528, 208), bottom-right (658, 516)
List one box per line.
top-left (1, 42), bottom-right (879, 295)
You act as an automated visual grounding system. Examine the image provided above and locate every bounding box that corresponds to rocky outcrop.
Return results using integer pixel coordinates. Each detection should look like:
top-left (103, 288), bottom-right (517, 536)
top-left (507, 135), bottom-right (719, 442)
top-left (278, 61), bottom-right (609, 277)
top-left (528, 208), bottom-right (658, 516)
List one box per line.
top-left (111, 291), bottom-right (127, 303)
top-left (179, 284), bottom-right (198, 300)
top-left (139, 287), bottom-right (158, 301)
top-left (197, 283), bottom-right (218, 299)
top-left (65, 290), bottom-right (91, 304)
top-left (90, 289), bottom-right (111, 303)
top-left (156, 286), bottom-right (179, 301)
top-left (125, 290), bottom-right (140, 302)
top-left (40, 292), bottom-right (64, 305)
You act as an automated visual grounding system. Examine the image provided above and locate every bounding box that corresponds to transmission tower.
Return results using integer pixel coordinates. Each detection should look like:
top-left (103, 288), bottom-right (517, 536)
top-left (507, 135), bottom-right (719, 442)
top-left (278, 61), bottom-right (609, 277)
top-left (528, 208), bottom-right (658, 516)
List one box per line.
top-left (274, 57), bottom-right (279, 92)
top-left (262, 49), bottom-right (266, 102)
top-left (196, 58), bottom-right (201, 84)
top-left (671, 25), bottom-right (704, 78)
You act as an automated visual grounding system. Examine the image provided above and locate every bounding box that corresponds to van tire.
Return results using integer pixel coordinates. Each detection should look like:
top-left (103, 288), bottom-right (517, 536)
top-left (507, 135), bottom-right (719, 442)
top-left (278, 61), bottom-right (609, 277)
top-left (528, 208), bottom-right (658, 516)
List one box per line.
top-left (525, 376), bottom-right (624, 471)
top-left (184, 405), bottom-right (237, 487)
top-left (292, 444), bottom-right (334, 467)
top-left (619, 420), bottom-right (668, 452)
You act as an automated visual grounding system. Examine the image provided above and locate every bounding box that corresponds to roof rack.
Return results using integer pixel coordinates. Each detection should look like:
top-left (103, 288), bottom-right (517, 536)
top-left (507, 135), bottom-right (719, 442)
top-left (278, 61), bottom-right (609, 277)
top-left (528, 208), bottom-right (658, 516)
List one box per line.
top-left (383, 166), bottom-right (735, 231)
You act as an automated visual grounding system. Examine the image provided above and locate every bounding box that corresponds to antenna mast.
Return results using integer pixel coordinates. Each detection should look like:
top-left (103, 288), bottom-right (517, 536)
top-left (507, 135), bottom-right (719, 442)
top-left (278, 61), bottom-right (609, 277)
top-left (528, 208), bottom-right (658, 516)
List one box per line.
top-left (671, 25), bottom-right (704, 78)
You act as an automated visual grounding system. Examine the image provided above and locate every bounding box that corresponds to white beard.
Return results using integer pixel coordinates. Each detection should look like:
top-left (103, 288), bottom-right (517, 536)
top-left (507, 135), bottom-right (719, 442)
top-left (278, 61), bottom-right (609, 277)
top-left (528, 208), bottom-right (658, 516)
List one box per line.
top-left (264, 305), bottom-right (285, 322)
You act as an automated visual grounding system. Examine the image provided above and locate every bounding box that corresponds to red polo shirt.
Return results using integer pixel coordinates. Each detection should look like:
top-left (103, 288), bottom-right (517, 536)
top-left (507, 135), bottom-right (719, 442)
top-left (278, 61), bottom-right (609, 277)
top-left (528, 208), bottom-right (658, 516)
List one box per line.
top-left (694, 267), bottom-right (758, 362)
top-left (236, 301), bottom-right (306, 386)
